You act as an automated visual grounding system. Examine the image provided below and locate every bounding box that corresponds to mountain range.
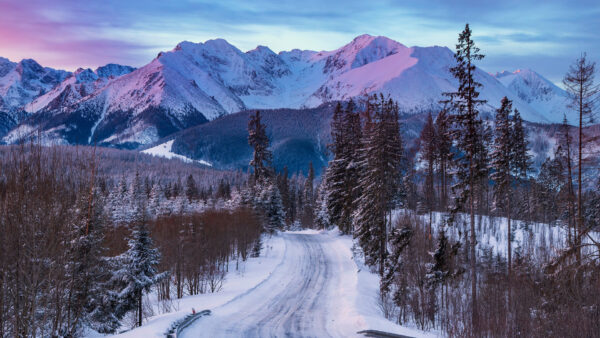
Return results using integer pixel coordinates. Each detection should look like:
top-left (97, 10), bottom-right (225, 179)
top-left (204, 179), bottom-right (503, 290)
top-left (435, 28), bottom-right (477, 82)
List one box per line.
top-left (0, 34), bottom-right (571, 150)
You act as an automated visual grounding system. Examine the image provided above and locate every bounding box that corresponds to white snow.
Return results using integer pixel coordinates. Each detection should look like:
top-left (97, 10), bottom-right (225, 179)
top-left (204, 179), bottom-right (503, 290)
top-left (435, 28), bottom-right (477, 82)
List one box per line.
top-left (109, 229), bottom-right (434, 338)
top-left (141, 140), bottom-right (212, 166)
top-left (113, 234), bottom-right (286, 338)
top-left (176, 230), bottom-right (433, 338)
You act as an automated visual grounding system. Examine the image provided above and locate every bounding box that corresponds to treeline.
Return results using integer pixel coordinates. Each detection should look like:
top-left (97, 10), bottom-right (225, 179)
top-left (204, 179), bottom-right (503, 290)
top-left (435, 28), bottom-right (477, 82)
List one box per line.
top-left (0, 144), bottom-right (264, 336)
top-left (237, 110), bottom-right (316, 232)
top-left (315, 23), bottom-right (600, 337)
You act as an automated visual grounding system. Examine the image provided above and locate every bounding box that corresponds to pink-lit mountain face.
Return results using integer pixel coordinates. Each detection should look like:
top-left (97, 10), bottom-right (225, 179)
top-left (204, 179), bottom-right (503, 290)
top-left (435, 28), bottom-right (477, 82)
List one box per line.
top-left (0, 35), bottom-right (568, 148)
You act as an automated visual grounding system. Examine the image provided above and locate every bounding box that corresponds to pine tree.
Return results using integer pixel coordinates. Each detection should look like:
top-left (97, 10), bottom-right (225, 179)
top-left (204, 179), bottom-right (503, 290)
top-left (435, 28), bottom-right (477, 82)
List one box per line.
top-left (260, 183), bottom-right (286, 232)
top-left (314, 177), bottom-right (331, 229)
top-left (559, 115), bottom-right (576, 244)
top-left (111, 192), bottom-right (167, 327)
top-left (491, 97), bottom-right (514, 272)
top-left (420, 112), bottom-right (437, 237)
top-left (441, 23), bottom-right (487, 330)
top-left (563, 54), bottom-right (598, 256)
top-left (301, 162), bottom-right (315, 227)
top-left (325, 100), bottom-right (361, 234)
top-left (248, 110), bottom-right (273, 184)
top-left (277, 166), bottom-right (291, 224)
top-left (185, 174), bottom-right (198, 202)
top-left (435, 109), bottom-right (452, 210)
top-left (355, 95), bottom-right (404, 276)
top-left (63, 185), bottom-right (120, 335)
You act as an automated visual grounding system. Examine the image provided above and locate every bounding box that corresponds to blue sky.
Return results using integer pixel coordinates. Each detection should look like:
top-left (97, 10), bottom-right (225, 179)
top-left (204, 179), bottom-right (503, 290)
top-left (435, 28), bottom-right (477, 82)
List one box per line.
top-left (0, 0), bottom-right (598, 84)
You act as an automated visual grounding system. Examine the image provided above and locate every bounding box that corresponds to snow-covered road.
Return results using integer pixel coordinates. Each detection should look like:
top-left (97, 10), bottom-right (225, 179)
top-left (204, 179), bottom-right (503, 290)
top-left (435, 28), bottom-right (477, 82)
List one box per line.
top-left (181, 231), bottom-right (367, 337)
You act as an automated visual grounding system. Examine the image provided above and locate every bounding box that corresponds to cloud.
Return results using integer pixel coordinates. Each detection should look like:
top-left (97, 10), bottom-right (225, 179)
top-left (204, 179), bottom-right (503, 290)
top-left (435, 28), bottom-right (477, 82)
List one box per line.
top-left (0, 0), bottom-right (597, 81)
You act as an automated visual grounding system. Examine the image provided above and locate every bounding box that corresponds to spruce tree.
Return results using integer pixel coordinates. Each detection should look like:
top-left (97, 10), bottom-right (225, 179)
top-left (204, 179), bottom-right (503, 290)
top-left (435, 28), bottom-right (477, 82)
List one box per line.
top-left (64, 187), bottom-right (120, 335)
top-left (185, 174), bottom-right (198, 202)
top-left (420, 112), bottom-right (437, 237)
top-left (563, 54), bottom-right (598, 255)
top-left (315, 176), bottom-right (331, 229)
top-left (325, 100), bottom-right (361, 234)
top-left (111, 193), bottom-right (167, 327)
top-left (435, 109), bottom-right (452, 210)
top-left (260, 183), bottom-right (286, 232)
top-left (491, 97), bottom-right (514, 273)
top-left (248, 110), bottom-right (273, 184)
top-left (441, 23), bottom-right (487, 330)
top-left (559, 115), bottom-right (576, 244)
top-left (355, 95), bottom-right (404, 276)
top-left (301, 162), bottom-right (315, 227)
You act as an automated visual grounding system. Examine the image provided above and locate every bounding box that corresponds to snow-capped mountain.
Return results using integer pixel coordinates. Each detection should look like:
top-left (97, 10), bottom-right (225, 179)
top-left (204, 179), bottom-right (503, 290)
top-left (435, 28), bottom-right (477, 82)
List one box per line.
top-left (0, 34), bottom-right (570, 148)
top-left (493, 69), bottom-right (568, 122)
top-left (0, 58), bottom-right (70, 112)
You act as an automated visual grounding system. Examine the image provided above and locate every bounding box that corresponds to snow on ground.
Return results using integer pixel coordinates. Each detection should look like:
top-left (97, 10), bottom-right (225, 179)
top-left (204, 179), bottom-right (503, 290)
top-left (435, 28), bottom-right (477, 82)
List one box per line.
top-left (141, 140), bottom-right (212, 166)
top-left (323, 229), bottom-right (437, 338)
top-left (111, 234), bottom-right (285, 337)
top-left (178, 229), bottom-right (434, 338)
top-left (393, 210), bottom-right (598, 261)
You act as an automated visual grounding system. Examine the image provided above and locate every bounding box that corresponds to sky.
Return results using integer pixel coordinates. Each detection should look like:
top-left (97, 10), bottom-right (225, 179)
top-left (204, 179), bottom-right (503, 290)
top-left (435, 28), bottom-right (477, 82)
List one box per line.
top-left (0, 0), bottom-right (598, 84)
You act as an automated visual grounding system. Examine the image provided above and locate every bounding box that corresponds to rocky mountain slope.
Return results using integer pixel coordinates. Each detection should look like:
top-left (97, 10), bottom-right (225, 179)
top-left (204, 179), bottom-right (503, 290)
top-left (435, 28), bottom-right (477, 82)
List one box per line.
top-left (0, 35), bottom-right (570, 148)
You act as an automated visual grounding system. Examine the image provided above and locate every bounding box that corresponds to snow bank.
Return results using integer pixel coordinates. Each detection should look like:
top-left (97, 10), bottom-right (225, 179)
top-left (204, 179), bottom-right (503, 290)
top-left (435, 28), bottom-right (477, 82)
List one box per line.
top-left (112, 234), bottom-right (285, 337)
top-left (321, 229), bottom-right (437, 338)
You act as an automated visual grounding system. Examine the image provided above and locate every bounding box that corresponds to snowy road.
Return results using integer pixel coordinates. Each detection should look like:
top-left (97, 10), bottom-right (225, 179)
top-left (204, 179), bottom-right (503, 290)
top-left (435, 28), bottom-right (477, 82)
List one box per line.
top-left (180, 231), bottom-right (367, 338)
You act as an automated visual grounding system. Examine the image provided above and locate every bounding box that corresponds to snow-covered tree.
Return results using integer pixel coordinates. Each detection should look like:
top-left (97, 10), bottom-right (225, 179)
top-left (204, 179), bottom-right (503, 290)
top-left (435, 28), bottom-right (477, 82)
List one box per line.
top-left (314, 177), bottom-right (331, 229)
top-left (111, 196), bottom-right (167, 327)
top-left (259, 183), bottom-right (286, 232)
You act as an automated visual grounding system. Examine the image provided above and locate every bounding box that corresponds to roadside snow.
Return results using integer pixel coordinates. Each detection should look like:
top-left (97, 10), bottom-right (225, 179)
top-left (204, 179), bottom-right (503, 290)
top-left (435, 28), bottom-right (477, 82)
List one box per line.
top-left (322, 229), bottom-right (437, 338)
top-left (112, 234), bottom-right (285, 337)
top-left (141, 140), bottom-right (212, 166)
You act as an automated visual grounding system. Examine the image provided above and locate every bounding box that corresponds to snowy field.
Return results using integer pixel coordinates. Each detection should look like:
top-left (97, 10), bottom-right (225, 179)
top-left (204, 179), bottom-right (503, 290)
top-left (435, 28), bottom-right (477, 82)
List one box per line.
top-left (142, 140), bottom-right (212, 166)
top-left (109, 230), bottom-right (435, 338)
top-left (393, 209), bottom-right (599, 265)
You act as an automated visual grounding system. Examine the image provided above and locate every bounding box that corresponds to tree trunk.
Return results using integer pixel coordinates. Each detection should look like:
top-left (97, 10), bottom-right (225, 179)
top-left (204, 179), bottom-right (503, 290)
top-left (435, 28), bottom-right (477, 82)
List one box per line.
top-left (577, 92), bottom-right (583, 263)
top-left (469, 155), bottom-right (477, 334)
top-left (507, 193), bottom-right (512, 335)
top-left (138, 290), bottom-right (143, 327)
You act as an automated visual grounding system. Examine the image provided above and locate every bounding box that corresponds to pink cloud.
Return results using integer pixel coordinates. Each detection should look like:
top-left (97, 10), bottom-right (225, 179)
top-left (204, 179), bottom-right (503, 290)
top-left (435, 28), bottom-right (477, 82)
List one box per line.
top-left (0, 0), bottom-right (155, 70)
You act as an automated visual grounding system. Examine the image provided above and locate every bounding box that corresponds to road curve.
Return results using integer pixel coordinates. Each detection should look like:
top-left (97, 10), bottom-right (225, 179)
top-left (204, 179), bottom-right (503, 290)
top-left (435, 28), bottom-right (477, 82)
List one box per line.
top-left (180, 232), bottom-right (363, 338)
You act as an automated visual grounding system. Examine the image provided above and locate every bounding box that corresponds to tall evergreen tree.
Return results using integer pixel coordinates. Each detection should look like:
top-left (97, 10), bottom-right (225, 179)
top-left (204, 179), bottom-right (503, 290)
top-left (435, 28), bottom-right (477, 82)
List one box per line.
top-left (260, 183), bottom-right (286, 232)
top-left (441, 23), bottom-right (487, 330)
top-left (315, 175), bottom-right (331, 229)
top-left (301, 162), bottom-right (315, 227)
top-left (111, 192), bottom-right (166, 327)
top-left (185, 174), bottom-right (198, 202)
top-left (420, 112), bottom-right (437, 237)
top-left (435, 109), bottom-right (452, 211)
top-left (491, 97), bottom-right (514, 273)
top-left (325, 100), bottom-right (361, 234)
top-left (559, 115), bottom-right (576, 244)
top-left (563, 54), bottom-right (598, 254)
top-left (355, 95), bottom-right (404, 276)
top-left (248, 110), bottom-right (273, 184)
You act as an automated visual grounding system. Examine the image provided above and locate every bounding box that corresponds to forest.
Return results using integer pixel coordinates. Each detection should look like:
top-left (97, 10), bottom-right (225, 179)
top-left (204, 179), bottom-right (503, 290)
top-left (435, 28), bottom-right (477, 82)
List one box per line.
top-left (0, 24), bottom-right (598, 338)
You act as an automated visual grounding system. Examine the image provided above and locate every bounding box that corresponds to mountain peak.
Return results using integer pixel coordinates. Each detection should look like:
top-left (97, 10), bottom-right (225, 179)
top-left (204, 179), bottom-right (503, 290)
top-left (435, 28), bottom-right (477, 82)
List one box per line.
top-left (321, 34), bottom-right (407, 72)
